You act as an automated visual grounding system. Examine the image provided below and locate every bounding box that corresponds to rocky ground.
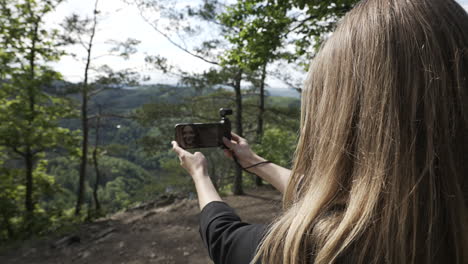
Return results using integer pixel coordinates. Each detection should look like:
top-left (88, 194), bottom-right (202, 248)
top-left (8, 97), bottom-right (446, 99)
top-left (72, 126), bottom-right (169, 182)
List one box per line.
top-left (0, 186), bottom-right (282, 264)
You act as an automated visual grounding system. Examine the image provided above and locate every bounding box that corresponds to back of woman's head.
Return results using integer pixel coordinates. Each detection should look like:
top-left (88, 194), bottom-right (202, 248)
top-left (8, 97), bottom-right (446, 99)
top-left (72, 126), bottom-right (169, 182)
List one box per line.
top-left (253, 0), bottom-right (468, 263)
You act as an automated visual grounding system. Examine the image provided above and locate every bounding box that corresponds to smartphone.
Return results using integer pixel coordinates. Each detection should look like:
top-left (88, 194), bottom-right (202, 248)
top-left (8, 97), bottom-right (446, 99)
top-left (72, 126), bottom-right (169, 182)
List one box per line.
top-left (175, 122), bottom-right (231, 149)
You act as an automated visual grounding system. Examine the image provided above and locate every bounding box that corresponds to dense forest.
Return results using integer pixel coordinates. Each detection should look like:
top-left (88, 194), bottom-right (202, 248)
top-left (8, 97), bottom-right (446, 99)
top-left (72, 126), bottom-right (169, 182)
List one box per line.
top-left (0, 0), bottom-right (361, 244)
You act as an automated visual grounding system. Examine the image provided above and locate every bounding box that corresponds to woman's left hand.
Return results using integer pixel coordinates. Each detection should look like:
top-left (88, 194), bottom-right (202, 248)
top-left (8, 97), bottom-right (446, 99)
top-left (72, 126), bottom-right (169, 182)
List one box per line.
top-left (171, 141), bottom-right (209, 179)
top-left (171, 141), bottom-right (222, 209)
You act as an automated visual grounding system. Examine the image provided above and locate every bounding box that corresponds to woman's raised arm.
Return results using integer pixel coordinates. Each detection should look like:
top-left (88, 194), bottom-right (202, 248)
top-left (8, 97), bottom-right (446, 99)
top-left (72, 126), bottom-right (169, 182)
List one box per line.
top-left (222, 132), bottom-right (291, 194)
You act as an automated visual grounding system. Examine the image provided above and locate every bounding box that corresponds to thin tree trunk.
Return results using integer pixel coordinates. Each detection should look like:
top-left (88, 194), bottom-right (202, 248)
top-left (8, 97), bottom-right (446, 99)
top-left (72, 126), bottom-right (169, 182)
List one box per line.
top-left (233, 69), bottom-right (244, 195)
top-left (25, 151), bottom-right (34, 213)
top-left (256, 63), bottom-right (267, 143)
top-left (92, 152), bottom-right (101, 212)
top-left (92, 107), bottom-right (102, 212)
top-left (24, 14), bottom-right (39, 218)
top-left (76, 86), bottom-right (89, 215)
top-left (76, 0), bottom-right (99, 216)
top-left (255, 63), bottom-right (267, 186)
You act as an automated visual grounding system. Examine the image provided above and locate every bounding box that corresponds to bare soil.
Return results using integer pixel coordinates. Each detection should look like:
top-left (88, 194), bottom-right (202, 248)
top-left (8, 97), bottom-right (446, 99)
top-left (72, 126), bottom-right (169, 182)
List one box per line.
top-left (0, 186), bottom-right (282, 264)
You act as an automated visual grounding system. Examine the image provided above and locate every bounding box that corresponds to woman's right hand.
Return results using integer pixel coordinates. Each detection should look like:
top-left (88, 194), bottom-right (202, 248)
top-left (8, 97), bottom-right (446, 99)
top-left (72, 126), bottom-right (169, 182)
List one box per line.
top-left (222, 132), bottom-right (291, 194)
top-left (222, 132), bottom-right (266, 168)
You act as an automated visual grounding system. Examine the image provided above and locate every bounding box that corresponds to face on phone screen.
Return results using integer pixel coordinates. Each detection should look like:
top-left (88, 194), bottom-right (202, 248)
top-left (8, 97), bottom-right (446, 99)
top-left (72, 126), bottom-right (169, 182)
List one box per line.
top-left (182, 125), bottom-right (196, 147)
top-left (175, 123), bottom-right (221, 149)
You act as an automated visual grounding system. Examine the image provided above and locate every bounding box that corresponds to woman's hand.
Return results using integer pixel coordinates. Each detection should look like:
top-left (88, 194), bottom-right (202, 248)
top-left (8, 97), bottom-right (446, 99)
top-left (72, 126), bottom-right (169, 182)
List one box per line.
top-left (223, 132), bottom-right (292, 194)
top-left (222, 132), bottom-right (266, 168)
top-left (171, 141), bottom-right (222, 210)
top-left (171, 141), bottom-right (209, 179)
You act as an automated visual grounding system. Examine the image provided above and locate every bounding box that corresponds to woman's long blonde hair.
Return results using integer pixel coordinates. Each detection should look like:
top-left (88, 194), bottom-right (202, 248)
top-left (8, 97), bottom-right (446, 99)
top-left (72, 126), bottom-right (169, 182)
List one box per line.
top-left (253, 0), bottom-right (468, 263)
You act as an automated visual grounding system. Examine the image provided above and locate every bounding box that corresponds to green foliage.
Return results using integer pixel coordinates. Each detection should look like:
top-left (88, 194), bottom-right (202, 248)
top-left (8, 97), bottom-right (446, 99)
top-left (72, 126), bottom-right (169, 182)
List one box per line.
top-left (0, 160), bottom-right (24, 241)
top-left (0, 0), bottom-right (65, 77)
top-left (0, 0), bottom-right (79, 162)
top-left (46, 154), bottom-right (155, 212)
top-left (219, 0), bottom-right (291, 70)
top-left (140, 154), bottom-right (194, 198)
top-left (99, 177), bottom-right (132, 209)
top-left (98, 156), bottom-right (151, 184)
top-left (254, 127), bottom-right (297, 168)
top-left (0, 156), bottom-right (71, 242)
top-left (219, 0), bottom-right (360, 71)
top-left (264, 98), bottom-right (301, 132)
top-left (0, 92), bottom-right (80, 156)
top-left (0, 0), bottom-right (80, 239)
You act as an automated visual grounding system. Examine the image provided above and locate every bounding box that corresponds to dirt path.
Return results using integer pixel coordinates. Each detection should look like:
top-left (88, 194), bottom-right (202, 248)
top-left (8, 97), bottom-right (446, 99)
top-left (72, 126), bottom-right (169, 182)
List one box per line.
top-left (0, 186), bottom-right (282, 264)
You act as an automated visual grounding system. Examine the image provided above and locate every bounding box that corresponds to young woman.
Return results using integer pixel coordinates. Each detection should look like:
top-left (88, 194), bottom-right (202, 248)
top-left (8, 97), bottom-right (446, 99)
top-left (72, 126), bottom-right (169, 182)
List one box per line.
top-left (172, 0), bottom-right (468, 263)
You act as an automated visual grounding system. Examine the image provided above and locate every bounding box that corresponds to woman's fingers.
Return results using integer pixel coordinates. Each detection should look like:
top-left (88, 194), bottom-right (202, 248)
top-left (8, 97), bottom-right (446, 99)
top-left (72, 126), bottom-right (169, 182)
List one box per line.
top-left (230, 132), bottom-right (241, 142)
top-left (230, 132), bottom-right (247, 144)
top-left (222, 137), bottom-right (236, 149)
top-left (172, 141), bottom-right (188, 159)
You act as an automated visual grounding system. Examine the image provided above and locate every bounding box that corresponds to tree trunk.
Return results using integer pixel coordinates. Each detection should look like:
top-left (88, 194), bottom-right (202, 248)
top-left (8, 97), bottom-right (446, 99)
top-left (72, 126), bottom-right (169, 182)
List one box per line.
top-left (76, 89), bottom-right (88, 216)
top-left (233, 69), bottom-right (244, 195)
top-left (75, 1), bottom-right (98, 216)
top-left (24, 16), bottom-right (39, 218)
top-left (25, 151), bottom-right (34, 213)
top-left (255, 63), bottom-right (267, 186)
top-left (92, 109), bottom-right (101, 212)
top-left (92, 151), bottom-right (101, 212)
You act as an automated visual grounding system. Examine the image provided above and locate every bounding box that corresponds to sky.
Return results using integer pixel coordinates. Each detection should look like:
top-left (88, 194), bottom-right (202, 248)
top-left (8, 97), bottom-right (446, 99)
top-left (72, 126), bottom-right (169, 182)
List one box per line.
top-left (45, 0), bottom-right (206, 86)
top-left (45, 0), bottom-right (468, 88)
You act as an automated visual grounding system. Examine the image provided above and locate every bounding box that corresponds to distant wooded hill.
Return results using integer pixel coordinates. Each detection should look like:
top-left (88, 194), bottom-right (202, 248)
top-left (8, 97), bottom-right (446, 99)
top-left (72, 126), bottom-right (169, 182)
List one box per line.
top-left (47, 82), bottom-right (300, 116)
top-left (91, 84), bottom-right (301, 112)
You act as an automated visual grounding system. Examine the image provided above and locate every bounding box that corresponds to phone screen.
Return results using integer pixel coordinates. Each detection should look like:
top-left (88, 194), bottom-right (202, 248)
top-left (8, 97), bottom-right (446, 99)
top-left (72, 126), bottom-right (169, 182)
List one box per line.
top-left (175, 123), bottom-right (222, 149)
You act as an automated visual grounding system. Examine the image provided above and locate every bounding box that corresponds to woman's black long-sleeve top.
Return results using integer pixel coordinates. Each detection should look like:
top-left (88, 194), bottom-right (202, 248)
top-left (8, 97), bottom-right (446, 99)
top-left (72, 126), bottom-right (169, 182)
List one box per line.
top-left (199, 201), bottom-right (267, 264)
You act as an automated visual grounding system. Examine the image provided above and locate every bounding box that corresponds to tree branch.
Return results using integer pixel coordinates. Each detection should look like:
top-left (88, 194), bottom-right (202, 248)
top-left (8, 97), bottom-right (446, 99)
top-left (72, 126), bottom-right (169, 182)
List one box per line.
top-left (12, 147), bottom-right (25, 157)
top-left (283, 14), bottom-right (317, 38)
top-left (135, 2), bottom-right (220, 66)
top-left (87, 87), bottom-right (106, 97)
top-left (91, 53), bottom-right (121, 60)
